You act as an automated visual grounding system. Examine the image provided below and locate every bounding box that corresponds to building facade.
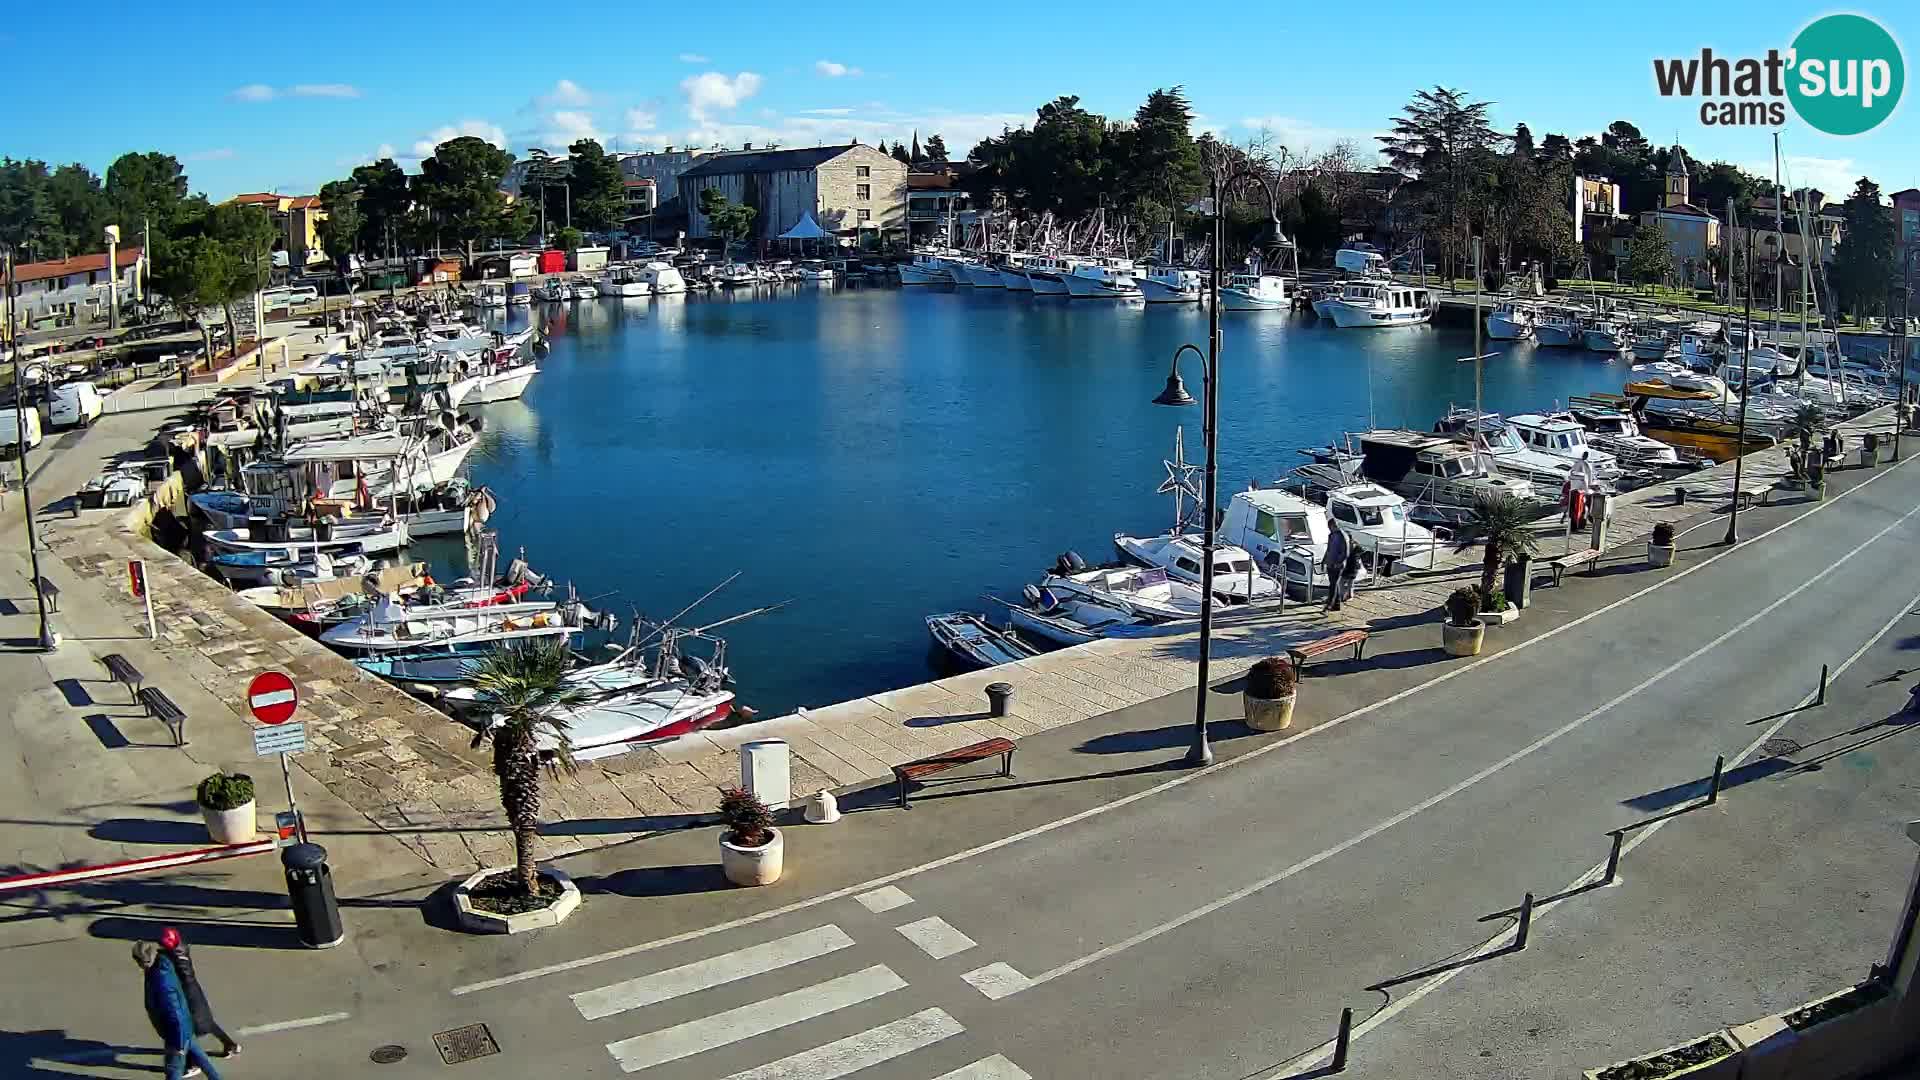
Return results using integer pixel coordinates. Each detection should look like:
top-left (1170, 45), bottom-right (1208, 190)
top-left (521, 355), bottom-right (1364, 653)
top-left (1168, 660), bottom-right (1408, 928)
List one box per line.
top-left (1890, 189), bottom-right (1920, 275)
top-left (5, 247), bottom-right (145, 327)
top-left (1633, 149), bottom-right (1720, 285)
top-left (228, 192), bottom-right (329, 271)
top-left (678, 144), bottom-right (906, 246)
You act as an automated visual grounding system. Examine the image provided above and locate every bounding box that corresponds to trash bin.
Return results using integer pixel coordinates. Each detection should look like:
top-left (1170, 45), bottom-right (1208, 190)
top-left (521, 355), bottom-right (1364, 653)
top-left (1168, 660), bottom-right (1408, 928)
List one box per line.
top-left (986, 682), bottom-right (1014, 718)
top-left (281, 842), bottom-right (345, 949)
top-left (1504, 555), bottom-right (1533, 610)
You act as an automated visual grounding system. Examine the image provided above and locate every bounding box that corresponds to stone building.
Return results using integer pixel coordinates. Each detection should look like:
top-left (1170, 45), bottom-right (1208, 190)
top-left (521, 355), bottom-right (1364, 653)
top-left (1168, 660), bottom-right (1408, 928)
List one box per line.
top-left (677, 144), bottom-right (906, 248)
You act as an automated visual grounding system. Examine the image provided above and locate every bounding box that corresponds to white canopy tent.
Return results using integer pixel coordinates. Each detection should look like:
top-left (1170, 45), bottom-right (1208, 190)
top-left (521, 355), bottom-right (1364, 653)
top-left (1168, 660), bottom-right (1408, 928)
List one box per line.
top-left (778, 212), bottom-right (829, 240)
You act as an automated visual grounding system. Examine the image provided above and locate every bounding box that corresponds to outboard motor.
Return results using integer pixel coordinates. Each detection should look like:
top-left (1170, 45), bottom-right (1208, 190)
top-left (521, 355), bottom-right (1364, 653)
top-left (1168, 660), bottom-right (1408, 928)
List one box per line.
top-left (1022, 583), bottom-right (1044, 609)
top-left (1063, 550), bottom-right (1087, 573)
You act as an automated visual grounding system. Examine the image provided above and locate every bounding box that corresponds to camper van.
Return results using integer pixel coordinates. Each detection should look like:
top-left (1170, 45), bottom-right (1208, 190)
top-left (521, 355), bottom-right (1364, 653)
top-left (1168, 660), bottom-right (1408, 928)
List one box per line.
top-left (49, 381), bottom-right (104, 428)
top-left (0, 406), bottom-right (44, 455)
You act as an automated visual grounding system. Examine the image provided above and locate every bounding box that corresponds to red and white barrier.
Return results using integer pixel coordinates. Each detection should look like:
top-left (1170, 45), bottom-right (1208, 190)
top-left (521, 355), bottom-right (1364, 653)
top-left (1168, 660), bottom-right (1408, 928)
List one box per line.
top-left (0, 839), bottom-right (277, 893)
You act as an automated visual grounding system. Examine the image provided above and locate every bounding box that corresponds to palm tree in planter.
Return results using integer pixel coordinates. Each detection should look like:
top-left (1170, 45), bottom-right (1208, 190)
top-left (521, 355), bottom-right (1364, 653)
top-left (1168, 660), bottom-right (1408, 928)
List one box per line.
top-left (466, 640), bottom-right (590, 910)
top-left (1456, 493), bottom-right (1539, 615)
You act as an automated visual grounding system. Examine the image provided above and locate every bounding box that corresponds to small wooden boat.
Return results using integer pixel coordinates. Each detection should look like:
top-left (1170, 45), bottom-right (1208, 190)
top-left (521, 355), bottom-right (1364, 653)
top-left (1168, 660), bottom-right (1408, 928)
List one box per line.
top-left (926, 612), bottom-right (1037, 669)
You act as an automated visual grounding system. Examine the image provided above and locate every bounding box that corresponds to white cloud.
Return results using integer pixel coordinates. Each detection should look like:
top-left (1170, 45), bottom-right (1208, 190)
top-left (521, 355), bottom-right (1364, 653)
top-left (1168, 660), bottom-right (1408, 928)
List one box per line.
top-left (1767, 154), bottom-right (1869, 199)
top-left (680, 71), bottom-right (763, 122)
top-left (678, 53), bottom-right (709, 63)
top-left (625, 107), bottom-right (658, 132)
top-left (411, 120), bottom-right (507, 160)
top-left (814, 60), bottom-right (861, 78)
top-left (336, 142), bottom-right (400, 168)
top-left (291, 83), bottom-right (361, 98)
top-left (544, 110), bottom-right (601, 143)
top-left (535, 79), bottom-right (593, 109)
top-left (188, 148), bottom-right (236, 161)
top-left (229, 83), bottom-right (276, 102)
top-left (800, 107), bottom-right (854, 117)
top-left (677, 107), bottom-right (1025, 157)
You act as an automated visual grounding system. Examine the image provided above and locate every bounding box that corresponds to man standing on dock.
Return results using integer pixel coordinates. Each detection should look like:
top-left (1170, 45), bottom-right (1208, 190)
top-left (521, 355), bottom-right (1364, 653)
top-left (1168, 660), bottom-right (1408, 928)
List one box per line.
top-left (1323, 526), bottom-right (1350, 613)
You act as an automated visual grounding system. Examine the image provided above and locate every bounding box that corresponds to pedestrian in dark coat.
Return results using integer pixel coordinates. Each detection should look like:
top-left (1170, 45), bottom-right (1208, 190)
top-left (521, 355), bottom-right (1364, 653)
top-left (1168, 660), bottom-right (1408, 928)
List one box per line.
top-left (160, 927), bottom-right (239, 1057)
top-left (133, 942), bottom-right (223, 1080)
top-left (1323, 527), bottom-right (1349, 612)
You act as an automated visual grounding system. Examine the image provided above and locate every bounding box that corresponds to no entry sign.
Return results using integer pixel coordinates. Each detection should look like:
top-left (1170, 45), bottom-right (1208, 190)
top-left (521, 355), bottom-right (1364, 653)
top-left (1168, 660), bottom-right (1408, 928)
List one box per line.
top-left (247, 671), bottom-right (299, 725)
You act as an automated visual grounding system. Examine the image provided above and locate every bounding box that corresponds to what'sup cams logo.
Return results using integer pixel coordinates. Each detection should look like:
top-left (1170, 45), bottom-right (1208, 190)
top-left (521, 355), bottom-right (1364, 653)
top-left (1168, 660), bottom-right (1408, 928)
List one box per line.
top-left (1653, 13), bottom-right (1904, 135)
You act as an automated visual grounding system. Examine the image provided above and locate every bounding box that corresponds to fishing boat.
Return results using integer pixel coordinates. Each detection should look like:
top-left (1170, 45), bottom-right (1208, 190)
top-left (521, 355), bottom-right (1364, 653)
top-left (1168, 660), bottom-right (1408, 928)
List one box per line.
top-left (1002, 586), bottom-right (1141, 647)
top-left (321, 596), bottom-right (591, 667)
top-left (926, 612), bottom-right (1038, 668)
top-left (1219, 272), bottom-right (1290, 311)
top-left (1111, 531), bottom-right (1281, 604)
top-left (598, 265), bottom-right (652, 297)
top-left (1583, 316), bottom-right (1631, 353)
top-left (209, 546), bottom-right (370, 589)
top-left (1486, 300), bottom-right (1535, 340)
top-left (636, 261), bottom-right (688, 294)
top-left (898, 251), bottom-right (955, 286)
top-left (1039, 556), bottom-right (1205, 621)
top-left (1138, 266), bottom-right (1204, 304)
top-left (996, 253), bottom-right (1035, 291)
top-left (205, 518), bottom-right (408, 556)
top-left (1532, 306), bottom-right (1584, 347)
top-left (1064, 257), bottom-right (1143, 299)
top-left (1022, 254), bottom-right (1080, 296)
top-left (1323, 280), bottom-right (1433, 327)
top-left (469, 283), bottom-right (508, 309)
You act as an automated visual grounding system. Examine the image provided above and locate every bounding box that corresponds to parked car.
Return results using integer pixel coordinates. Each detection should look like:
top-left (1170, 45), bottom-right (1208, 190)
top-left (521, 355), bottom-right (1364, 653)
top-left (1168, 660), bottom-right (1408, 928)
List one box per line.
top-left (48, 381), bottom-right (104, 428)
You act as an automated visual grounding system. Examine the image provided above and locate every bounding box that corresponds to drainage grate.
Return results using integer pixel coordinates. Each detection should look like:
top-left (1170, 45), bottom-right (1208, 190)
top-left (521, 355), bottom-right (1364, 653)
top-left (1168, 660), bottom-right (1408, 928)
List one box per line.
top-left (370, 1045), bottom-right (409, 1065)
top-left (1762, 738), bottom-right (1804, 758)
top-left (433, 1024), bottom-right (500, 1065)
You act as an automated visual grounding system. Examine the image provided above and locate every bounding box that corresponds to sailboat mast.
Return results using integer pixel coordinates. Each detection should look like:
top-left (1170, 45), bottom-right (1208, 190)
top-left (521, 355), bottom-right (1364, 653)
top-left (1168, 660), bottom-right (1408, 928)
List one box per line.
top-left (1473, 236), bottom-right (1483, 420)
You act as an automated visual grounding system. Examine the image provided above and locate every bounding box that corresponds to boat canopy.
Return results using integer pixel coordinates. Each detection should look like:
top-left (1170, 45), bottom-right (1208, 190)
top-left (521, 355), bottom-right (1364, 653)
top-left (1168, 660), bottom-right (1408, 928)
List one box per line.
top-left (284, 433), bottom-right (413, 462)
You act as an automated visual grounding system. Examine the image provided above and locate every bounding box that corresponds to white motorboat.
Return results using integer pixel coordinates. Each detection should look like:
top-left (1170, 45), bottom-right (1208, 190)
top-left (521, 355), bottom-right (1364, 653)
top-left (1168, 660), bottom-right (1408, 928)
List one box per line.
top-left (898, 252), bottom-right (954, 286)
top-left (955, 259), bottom-right (1003, 288)
top-left (1435, 408), bottom-right (1622, 498)
top-left (532, 280), bottom-right (568, 303)
top-left (1064, 257), bottom-right (1143, 300)
top-left (206, 519), bottom-right (408, 555)
top-left (599, 266), bottom-right (652, 297)
top-left (1302, 430), bottom-right (1544, 525)
top-left (1561, 405), bottom-right (1683, 467)
top-left (1216, 486), bottom-right (1347, 597)
top-left (1039, 556), bottom-right (1205, 621)
top-left (714, 263), bottom-right (760, 287)
top-left (1324, 280), bottom-right (1433, 327)
top-left (1139, 266), bottom-right (1204, 304)
top-left (1220, 273), bottom-right (1289, 311)
top-left (636, 261), bottom-right (688, 294)
top-left (1532, 306), bottom-right (1585, 346)
top-left (570, 281), bottom-right (600, 300)
top-left (464, 359), bottom-right (538, 404)
top-left (1004, 586), bottom-right (1141, 647)
top-left (1583, 317), bottom-right (1631, 353)
top-left (996, 254), bottom-right (1035, 291)
top-left (469, 283), bottom-right (508, 309)
top-left (1022, 254), bottom-right (1080, 296)
top-left (1112, 531), bottom-right (1282, 604)
top-left (320, 596), bottom-right (580, 654)
top-left (1333, 244), bottom-right (1389, 276)
top-left (795, 261), bottom-right (835, 283)
top-left (209, 547), bottom-right (370, 589)
top-left (1324, 483), bottom-right (1444, 572)
top-left (1486, 300), bottom-right (1535, 340)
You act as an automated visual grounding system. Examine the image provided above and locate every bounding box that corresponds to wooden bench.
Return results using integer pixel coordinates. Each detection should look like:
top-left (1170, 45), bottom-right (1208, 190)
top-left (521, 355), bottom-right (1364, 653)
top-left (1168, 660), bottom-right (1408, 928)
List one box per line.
top-left (100, 653), bottom-right (145, 702)
top-left (1547, 548), bottom-right (1603, 586)
top-left (893, 737), bottom-right (1015, 808)
top-left (136, 686), bottom-right (187, 747)
top-left (1287, 629), bottom-right (1370, 674)
top-left (33, 576), bottom-right (59, 613)
top-left (1734, 482), bottom-right (1773, 510)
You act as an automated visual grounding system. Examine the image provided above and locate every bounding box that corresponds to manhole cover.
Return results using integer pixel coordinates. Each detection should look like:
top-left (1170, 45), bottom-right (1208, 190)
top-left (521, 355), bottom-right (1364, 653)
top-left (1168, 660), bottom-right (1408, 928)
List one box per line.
top-left (370, 1045), bottom-right (409, 1065)
top-left (433, 1024), bottom-right (500, 1065)
top-left (1762, 738), bottom-right (1804, 758)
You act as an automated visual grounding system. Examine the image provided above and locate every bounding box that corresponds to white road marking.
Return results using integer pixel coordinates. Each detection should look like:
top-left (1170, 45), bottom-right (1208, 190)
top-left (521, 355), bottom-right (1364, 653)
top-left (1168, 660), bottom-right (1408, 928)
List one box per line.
top-left (714, 1007), bottom-right (963, 1080)
top-left (232, 1011), bottom-right (352, 1036)
top-left (573, 925), bottom-right (855, 1020)
top-left (960, 962), bottom-right (1033, 1000)
top-left (451, 454), bottom-right (1914, 998)
top-left (1268, 534), bottom-right (1920, 1076)
top-left (935, 1055), bottom-right (1036, 1080)
top-left (856, 885), bottom-right (915, 913)
top-left (1021, 494), bottom-right (1920, 995)
top-left (605, 964), bottom-right (907, 1073)
top-left (895, 915), bottom-right (976, 959)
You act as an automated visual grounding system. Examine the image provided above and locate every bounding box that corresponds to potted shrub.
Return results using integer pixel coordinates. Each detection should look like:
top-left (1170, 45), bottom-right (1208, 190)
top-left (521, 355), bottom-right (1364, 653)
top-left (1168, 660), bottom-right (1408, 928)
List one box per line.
top-left (1442, 587), bottom-right (1485, 657)
top-left (1478, 586), bottom-right (1517, 625)
top-left (196, 772), bottom-right (257, 844)
top-left (1648, 521), bottom-right (1676, 567)
top-left (1242, 656), bottom-right (1298, 732)
top-left (454, 641), bottom-right (589, 933)
top-left (719, 787), bottom-right (783, 886)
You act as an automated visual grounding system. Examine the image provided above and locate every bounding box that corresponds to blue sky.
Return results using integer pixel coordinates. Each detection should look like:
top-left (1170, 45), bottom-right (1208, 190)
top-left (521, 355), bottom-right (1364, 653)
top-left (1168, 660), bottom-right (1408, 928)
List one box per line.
top-left (5, 1), bottom-right (1914, 201)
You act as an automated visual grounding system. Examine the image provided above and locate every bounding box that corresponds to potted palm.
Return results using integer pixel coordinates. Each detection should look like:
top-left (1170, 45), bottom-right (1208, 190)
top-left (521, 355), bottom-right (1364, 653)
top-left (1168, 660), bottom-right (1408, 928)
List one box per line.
top-left (719, 787), bottom-right (783, 886)
top-left (1242, 656), bottom-right (1298, 732)
top-left (196, 772), bottom-right (256, 844)
top-left (1443, 587), bottom-right (1485, 657)
top-left (1456, 493), bottom-right (1538, 622)
top-left (1648, 521), bottom-right (1676, 567)
top-left (454, 640), bottom-right (590, 933)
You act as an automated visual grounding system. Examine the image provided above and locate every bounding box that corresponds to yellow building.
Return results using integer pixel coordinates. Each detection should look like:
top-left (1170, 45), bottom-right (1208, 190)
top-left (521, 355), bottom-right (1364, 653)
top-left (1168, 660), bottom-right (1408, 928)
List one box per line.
top-left (226, 192), bottom-right (329, 271)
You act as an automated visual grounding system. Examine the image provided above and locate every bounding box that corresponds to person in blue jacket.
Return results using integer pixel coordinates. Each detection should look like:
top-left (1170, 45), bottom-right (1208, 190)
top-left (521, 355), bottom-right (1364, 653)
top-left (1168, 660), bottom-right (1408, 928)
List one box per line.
top-left (133, 941), bottom-right (224, 1080)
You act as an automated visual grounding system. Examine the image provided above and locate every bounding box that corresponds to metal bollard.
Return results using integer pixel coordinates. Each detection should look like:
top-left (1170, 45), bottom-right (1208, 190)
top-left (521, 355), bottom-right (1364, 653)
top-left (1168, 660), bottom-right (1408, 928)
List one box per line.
top-left (1707, 755), bottom-right (1726, 805)
top-left (985, 682), bottom-right (1014, 719)
top-left (1816, 663), bottom-right (1829, 706)
top-left (1331, 1007), bottom-right (1353, 1072)
top-left (1603, 830), bottom-right (1624, 885)
top-left (1515, 892), bottom-right (1534, 950)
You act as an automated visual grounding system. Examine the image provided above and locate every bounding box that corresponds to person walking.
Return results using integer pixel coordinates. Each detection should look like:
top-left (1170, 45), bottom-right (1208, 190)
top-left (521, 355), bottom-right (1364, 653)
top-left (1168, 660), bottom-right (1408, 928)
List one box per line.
top-left (1341, 543), bottom-right (1364, 607)
top-left (160, 927), bottom-right (240, 1058)
top-left (1323, 526), bottom-right (1349, 613)
top-left (133, 942), bottom-right (223, 1080)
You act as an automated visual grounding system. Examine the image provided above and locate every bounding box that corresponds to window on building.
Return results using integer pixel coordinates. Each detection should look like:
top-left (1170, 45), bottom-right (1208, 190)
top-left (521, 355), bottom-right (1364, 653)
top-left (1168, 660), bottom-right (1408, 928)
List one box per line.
top-left (856, 165), bottom-right (871, 178)
top-left (856, 184), bottom-right (870, 200)
top-left (857, 209), bottom-right (871, 222)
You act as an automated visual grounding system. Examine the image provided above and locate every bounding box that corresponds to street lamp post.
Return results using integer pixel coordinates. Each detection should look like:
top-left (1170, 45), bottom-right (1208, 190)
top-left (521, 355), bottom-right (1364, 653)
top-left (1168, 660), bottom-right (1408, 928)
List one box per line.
top-left (1153, 166), bottom-right (1287, 768)
top-left (1895, 247), bottom-right (1918, 463)
top-left (3, 247), bottom-right (58, 651)
top-left (1725, 226), bottom-right (1753, 546)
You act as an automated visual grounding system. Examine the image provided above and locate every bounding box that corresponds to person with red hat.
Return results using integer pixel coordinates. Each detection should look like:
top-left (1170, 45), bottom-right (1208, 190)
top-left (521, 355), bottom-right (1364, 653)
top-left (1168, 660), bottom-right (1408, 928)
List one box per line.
top-left (159, 927), bottom-right (240, 1059)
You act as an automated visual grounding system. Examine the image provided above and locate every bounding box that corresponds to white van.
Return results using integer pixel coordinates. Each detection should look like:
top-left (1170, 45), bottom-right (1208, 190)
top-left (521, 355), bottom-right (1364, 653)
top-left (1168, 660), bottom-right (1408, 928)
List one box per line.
top-left (0, 407), bottom-right (43, 454)
top-left (49, 381), bottom-right (104, 428)
top-left (262, 286), bottom-right (321, 311)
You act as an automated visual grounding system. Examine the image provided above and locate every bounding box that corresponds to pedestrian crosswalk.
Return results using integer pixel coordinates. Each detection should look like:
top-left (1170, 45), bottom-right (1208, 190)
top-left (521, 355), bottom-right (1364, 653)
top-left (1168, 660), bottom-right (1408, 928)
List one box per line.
top-left (562, 903), bottom-right (1034, 1078)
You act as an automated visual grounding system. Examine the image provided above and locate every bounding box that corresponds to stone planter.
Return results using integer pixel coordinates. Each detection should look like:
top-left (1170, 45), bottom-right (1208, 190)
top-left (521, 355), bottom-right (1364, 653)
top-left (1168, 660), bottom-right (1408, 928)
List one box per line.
top-left (1583, 1031), bottom-right (1740, 1080)
top-left (453, 866), bottom-right (582, 934)
top-left (1442, 621), bottom-right (1484, 657)
top-left (1243, 691), bottom-right (1296, 732)
top-left (720, 828), bottom-right (784, 886)
top-left (201, 800), bottom-right (257, 845)
top-left (1480, 604), bottom-right (1519, 626)
top-left (1648, 542), bottom-right (1676, 568)
top-left (1780, 981), bottom-right (1895, 1080)
top-left (1726, 1016), bottom-right (1797, 1080)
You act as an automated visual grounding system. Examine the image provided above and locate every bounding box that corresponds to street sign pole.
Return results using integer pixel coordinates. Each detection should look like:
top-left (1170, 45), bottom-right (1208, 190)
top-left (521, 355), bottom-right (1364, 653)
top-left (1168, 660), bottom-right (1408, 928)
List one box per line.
top-left (281, 749), bottom-right (305, 844)
top-left (248, 671), bottom-right (306, 843)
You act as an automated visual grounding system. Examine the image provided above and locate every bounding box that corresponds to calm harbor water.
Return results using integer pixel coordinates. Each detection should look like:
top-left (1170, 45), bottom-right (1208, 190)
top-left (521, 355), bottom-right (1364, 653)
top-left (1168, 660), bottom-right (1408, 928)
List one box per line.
top-left (430, 285), bottom-right (1637, 718)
